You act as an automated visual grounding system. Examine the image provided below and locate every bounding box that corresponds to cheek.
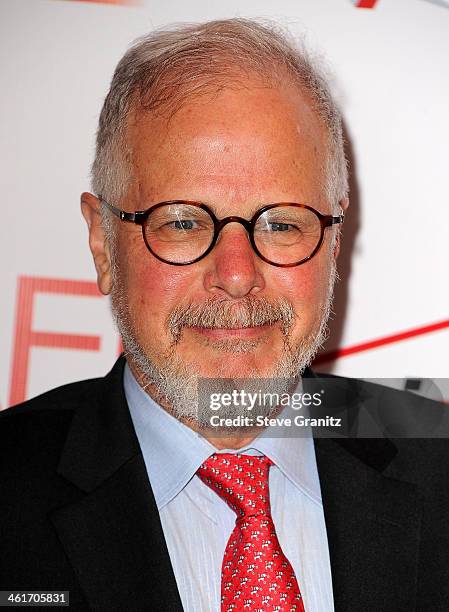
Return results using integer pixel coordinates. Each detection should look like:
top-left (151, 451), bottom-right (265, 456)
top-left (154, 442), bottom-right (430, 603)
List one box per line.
top-left (270, 254), bottom-right (332, 319)
top-left (118, 244), bottom-right (198, 326)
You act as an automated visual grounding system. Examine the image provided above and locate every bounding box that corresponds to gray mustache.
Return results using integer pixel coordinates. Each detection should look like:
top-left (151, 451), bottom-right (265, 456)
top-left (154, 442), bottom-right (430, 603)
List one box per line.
top-left (168, 296), bottom-right (296, 342)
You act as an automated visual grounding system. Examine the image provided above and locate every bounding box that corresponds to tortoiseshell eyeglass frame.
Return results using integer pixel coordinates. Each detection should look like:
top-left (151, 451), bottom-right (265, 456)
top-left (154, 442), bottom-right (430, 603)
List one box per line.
top-left (100, 197), bottom-right (344, 268)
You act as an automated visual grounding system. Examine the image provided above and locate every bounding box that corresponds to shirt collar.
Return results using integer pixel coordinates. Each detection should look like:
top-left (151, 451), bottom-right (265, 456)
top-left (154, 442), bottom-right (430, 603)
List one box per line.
top-left (124, 364), bottom-right (215, 510)
top-left (124, 364), bottom-right (322, 510)
top-left (249, 424), bottom-right (322, 505)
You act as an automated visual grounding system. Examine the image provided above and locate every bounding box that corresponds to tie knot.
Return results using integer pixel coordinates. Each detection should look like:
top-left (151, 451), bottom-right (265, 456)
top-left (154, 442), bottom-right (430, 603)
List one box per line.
top-left (197, 453), bottom-right (273, 519)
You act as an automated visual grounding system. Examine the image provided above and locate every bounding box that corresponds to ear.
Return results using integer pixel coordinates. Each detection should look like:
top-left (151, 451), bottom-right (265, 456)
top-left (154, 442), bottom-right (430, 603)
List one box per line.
top-left (333, 197), bottom-right (349, 259)
top-left (80, 192), bottom-right (113, 295)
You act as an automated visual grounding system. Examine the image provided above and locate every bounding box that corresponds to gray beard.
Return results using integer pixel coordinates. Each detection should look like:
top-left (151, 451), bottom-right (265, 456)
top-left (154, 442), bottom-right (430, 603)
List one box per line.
top-left (110, 261), bottom-right (337, 429)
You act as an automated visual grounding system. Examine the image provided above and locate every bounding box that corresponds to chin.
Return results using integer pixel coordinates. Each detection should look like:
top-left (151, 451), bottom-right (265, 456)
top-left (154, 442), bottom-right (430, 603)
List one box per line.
top-left (184, 352), bottom-right (283, 380)
top-left (178, 341), bottom-right (273, 375)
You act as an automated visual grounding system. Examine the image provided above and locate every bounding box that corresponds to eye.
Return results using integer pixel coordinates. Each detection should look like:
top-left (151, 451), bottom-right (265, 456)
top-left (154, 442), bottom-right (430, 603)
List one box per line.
top-left (269, 222), bottom-right (291, 232)
top-left (172, 219), bottom-right (195, 230)
top-left (259, 220), bottom-right (303, 234)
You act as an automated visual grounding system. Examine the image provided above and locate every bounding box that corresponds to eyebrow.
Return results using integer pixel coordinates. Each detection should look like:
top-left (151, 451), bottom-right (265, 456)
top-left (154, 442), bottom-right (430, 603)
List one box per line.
top-left (199, 201), bottom-right (296, 218)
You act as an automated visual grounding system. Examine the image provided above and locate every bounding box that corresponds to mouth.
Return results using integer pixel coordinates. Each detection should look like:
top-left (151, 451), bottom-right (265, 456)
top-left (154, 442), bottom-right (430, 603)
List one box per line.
top-left (190, 324), bottom-right (274, 339)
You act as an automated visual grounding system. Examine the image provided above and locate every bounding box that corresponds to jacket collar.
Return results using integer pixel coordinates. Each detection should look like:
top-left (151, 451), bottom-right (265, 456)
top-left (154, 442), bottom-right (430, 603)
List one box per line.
top-left (57, 356), bottom-right (142, 492)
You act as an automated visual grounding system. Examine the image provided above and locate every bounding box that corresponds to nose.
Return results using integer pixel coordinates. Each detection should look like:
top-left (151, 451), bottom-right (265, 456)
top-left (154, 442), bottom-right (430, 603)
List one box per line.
top-left (203, 224), bottom-right (265, 298)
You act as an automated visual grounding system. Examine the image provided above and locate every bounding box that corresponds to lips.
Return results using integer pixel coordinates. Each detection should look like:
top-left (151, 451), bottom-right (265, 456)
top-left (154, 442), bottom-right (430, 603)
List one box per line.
top-left (191, 324), bottom-right (273, 338)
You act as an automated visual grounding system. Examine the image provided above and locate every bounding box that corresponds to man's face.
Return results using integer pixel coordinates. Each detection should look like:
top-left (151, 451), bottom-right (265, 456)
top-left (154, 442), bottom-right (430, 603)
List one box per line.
top-left (84, 80), bottom-right (340, 421)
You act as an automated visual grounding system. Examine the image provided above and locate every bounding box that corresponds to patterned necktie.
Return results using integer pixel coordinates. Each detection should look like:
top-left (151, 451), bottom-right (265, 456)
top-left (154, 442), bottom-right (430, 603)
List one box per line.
top-left (197, 453), bottom-right (305, 611)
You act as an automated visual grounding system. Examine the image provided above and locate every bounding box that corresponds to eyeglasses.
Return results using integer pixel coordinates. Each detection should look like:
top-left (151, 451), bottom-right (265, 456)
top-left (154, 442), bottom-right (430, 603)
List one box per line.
top-left (100, 198), bottom-right (344, 268)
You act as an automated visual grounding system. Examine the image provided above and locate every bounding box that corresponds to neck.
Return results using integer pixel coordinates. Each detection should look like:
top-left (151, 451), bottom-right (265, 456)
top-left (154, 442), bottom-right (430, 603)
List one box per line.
top-left (181, 420), bottom-right (261, 450)
top-left (127, 357), bottom-right (268, 449)
top-left (125, 356), bottom-right (300, 450)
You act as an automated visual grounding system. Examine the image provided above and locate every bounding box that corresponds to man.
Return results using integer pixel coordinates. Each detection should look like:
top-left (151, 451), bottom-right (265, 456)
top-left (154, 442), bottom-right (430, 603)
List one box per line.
top-left (1, 18), bottom-right (448, 612)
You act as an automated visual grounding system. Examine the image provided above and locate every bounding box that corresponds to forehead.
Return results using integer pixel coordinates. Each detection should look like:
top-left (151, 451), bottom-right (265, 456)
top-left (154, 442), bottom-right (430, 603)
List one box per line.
top-left (126, 81), bottom-right (328, 212)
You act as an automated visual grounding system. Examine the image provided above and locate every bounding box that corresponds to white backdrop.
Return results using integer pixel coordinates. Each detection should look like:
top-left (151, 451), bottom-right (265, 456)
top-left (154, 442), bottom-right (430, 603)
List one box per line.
top-left (1, 0), bottom-right (448, 409)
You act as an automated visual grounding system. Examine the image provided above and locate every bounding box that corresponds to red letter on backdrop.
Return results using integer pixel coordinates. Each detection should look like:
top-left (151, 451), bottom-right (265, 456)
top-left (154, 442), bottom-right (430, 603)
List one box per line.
top-left (355, 0), bottom-right (378, 7)
top-left (8, 276), bottom-right (102, 407)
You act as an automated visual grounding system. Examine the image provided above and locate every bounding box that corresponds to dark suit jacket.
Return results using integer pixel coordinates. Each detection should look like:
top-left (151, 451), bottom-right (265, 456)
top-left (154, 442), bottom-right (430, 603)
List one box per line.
top-left (1, 357), bottom-right (449, 611)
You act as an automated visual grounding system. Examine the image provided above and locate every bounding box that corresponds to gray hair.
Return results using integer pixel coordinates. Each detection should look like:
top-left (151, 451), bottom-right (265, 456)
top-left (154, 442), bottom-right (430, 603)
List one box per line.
top-left (92, 18), bottom-right (348, 230)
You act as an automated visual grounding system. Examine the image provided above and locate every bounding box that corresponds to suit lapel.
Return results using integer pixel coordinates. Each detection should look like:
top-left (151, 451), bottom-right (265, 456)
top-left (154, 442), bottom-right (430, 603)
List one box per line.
top-left (50, 358), bottom-right (183, 611)
top-left (303, 368), bottom-right (423, 610)
top-left (315, 438), bottom-right (422, 612)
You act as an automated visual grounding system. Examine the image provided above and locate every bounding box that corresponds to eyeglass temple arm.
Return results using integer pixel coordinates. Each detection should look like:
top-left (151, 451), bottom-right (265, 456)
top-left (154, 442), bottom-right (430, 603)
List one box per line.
top-left (326, 213), bottom-right (345, 227)
top-left (100, 197), bottom-right (143, 223)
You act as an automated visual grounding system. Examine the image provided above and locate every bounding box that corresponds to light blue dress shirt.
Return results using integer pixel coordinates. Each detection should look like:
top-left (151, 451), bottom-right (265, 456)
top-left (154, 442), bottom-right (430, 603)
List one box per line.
top-left (124, 364), bottom-right (335, 612)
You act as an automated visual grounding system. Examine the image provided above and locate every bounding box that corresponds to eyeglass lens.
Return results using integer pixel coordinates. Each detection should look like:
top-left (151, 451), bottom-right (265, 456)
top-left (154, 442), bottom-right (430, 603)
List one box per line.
top-left (143, 203), bottom-right (322, 265)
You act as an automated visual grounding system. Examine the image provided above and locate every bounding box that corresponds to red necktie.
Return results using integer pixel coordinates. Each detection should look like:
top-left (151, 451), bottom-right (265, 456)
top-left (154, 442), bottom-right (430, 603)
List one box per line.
top-left (197, 453), bottom-right (305, 611)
